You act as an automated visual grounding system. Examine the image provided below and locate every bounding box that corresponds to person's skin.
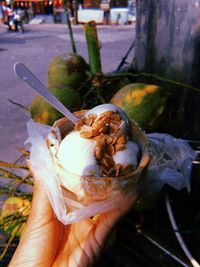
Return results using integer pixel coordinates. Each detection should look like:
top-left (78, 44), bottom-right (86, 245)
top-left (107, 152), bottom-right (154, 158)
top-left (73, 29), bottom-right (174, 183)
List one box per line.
top-left (9, 162), bottom-right (139, 267)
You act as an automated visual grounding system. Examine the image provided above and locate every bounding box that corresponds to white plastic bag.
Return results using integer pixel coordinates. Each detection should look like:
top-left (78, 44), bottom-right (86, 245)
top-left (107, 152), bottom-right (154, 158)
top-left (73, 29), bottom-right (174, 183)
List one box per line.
top-left (140, 133), bottom-right (197, 194)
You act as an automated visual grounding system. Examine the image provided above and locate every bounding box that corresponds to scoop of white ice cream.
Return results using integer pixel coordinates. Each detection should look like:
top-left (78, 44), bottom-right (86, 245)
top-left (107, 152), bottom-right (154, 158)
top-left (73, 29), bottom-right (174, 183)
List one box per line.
top-left (57, 131), bottom-right (101, 176)
top-left (113, 141), bottom-right (139, 168)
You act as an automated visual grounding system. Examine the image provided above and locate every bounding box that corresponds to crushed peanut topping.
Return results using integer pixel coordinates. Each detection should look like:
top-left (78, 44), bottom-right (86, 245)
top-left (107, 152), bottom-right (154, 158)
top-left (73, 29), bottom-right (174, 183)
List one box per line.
top-left (74, 111), bottom-right (135, 177)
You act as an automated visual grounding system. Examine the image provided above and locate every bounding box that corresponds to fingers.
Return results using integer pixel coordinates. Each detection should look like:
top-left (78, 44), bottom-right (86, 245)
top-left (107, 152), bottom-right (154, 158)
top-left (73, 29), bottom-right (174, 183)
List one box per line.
top-left (94, 192), bottom-right (139, 246)
top-left (26, 160), bottom-right (44, 192)
top-left (102, 192), bottom-right (139, 224)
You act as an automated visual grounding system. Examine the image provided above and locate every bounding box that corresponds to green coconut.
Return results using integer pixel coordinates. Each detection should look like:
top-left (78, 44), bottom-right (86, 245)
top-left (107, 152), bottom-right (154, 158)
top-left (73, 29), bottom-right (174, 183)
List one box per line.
top-left (110, 83), bottom-right (168, 132)
top-left (30, 87), bottom-right (81, 125)
top-left (1, 197), bottom-right (31, 237)
top-left (48, 53), bottom-right (89, 91)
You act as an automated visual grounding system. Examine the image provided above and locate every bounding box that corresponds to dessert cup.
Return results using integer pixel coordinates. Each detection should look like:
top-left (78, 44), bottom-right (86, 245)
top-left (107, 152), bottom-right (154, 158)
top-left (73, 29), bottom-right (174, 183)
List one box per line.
top-left (46, 110), bottom-right (150, 205)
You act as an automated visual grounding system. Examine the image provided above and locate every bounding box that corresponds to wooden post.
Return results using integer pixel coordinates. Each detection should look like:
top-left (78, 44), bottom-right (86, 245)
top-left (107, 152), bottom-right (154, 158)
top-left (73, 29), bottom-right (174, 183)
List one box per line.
top-left (72, 0), bottom-right (78, 24)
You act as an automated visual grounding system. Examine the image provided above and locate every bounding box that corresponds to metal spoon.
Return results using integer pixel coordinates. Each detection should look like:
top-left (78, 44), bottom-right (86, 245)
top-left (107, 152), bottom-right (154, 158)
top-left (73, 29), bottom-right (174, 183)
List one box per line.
top-left (14, 62), bottom-right (78, 124)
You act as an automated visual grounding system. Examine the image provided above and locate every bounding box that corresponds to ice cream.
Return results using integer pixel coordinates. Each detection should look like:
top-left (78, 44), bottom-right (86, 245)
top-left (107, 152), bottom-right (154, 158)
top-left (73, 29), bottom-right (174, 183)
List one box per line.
top-left (113, 141), bottom-right (139, 169)
top-left (57, 131), bottom-right (101, 177)
top-left (57, 104), bottom-right (139, 177)
top-left (47, 104), bottom-right (149, 201)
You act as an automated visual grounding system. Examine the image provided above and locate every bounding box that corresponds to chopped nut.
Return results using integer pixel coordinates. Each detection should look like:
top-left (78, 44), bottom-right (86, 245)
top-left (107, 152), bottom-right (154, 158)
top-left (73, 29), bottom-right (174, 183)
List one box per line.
top-left (100, 111), bottom-right (113, 119)
top-left (81, 125), bottom-right (92, 132)
top-left (111, 135), bottom-right (118, 145)
top-left (99, 126), bottom-right (108, 133)
top-left (91, 128), bottom-right (99, 137)
top-left (74, 110), bottom-right (132, 177)
top-left (114, 163), bottom-right (121, 177)
top-left (110, 122), bottom-right (119, 133)
top-left (117, 134), bottom-right (126, 145)
top-left (95, 135), bottom-right (105, 147)
top-left (99, 164), bottom-right (110, 175)
top-left (104, 135), bottom-right (113, 144)
top-left (115, 143), bottom-right (125, 152)
top-left (108, 144), bottom-right (115, 155)
top-left (95, 146), bottom-right (103, 160)
top-left (101, 156), bottom-right (114, 168)
top-left (97, 120), bottom-right (109, 130)
top-left (80, 131), bottom-right (92, 138)
top-left (111, 113), bottom-right (121, 121)
top-left (85, 115), bottom-right (96, 126)
top-left (75, 119), bottom-right (85, 131)
top-left (110, 119), bottom-right (121, 127)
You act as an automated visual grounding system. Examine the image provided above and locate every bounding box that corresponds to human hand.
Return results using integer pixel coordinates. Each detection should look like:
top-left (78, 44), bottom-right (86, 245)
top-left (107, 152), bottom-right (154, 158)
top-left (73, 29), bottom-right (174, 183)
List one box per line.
top-left (9, 162), bottom-right (139, 267)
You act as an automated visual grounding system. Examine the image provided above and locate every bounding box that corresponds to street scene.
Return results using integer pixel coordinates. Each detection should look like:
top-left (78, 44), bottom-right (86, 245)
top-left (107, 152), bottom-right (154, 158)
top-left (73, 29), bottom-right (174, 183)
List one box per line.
top-left (0, 23), bottom-right (135, 163)
top-left (0, 0), bottom-right (136, 162)
top-left (1, 1), bottom-right (200, 267)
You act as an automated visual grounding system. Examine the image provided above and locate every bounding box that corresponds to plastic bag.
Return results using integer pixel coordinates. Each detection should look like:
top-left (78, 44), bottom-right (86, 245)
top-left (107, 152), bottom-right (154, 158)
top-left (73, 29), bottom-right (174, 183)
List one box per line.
top-left (26, 120), bottom-right (196, 225)
top-left (139, 133), bottom-right (197, 194)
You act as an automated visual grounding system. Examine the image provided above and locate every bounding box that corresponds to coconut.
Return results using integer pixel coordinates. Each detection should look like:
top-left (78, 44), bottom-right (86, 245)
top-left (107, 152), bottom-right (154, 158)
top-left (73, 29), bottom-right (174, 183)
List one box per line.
top-left (46, 106), bottom-right (150, 205)
top-left (30, 87), bottom-right (81, 125)
top-left (48, 53), bottom-right (89, 91)
top-left (110, 83), bottom-right (168, 132)
top-left (1, 197), bottom-right (31, 237)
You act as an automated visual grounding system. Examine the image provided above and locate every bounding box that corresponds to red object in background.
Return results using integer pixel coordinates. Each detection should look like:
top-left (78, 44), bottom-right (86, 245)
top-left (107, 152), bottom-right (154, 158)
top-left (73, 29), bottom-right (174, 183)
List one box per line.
top-left (53, 0), bottom-right (63, 8)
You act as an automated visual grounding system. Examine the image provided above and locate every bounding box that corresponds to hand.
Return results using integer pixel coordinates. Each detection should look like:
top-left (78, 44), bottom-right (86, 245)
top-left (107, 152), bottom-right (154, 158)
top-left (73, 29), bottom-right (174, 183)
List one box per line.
top-left (9, 162), bottom-right (139, 267)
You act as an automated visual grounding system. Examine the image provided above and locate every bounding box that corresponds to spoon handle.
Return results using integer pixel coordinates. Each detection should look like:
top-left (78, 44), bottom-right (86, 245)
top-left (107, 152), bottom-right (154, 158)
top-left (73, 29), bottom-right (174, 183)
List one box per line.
top-left (14, 62), bottom-right (78, 124)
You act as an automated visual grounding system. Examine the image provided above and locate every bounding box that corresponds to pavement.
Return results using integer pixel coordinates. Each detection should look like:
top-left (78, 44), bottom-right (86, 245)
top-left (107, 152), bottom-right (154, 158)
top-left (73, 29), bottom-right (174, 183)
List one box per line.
top-left (0, 22), bottom-right (136, 163)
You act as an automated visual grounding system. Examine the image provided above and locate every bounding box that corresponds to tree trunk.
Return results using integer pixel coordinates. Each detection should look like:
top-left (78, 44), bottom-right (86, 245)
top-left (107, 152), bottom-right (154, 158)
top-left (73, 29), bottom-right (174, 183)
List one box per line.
top-left (135, 0), bottom-right (200, 140)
